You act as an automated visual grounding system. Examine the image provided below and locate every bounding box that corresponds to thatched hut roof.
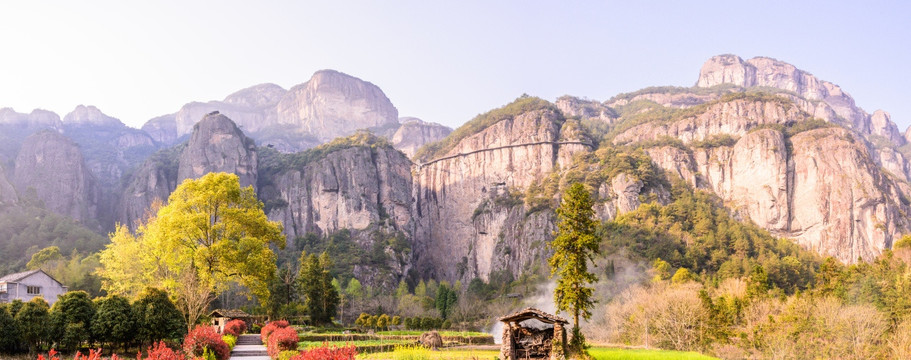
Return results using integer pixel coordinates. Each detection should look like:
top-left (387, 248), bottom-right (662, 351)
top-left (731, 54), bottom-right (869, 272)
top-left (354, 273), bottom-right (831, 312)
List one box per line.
top-left (498, 307), bottom-right (568, 325)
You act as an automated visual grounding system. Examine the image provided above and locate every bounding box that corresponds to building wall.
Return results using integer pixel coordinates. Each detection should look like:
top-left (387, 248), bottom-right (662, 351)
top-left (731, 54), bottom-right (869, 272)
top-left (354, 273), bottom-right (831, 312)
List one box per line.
top-left (0, 272), bottom-right (67, 305)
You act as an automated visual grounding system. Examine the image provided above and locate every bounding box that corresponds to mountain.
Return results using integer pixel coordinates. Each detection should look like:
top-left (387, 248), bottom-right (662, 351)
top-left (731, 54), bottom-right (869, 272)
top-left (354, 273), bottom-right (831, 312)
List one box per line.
top-left (138, 70), bottom-right (444, 154)
top-left (13, 130), bottom-right (101, 227)
top-left (3, 54), bottom-right (910, 286)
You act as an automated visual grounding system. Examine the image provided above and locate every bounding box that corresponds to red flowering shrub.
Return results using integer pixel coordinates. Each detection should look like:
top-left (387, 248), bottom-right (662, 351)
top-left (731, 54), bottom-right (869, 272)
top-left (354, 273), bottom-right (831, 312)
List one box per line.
top-left (183, 325), bottom-right (230, 360)
top-left (75, 349), bottom-right (100, 360)
top-left (266, 326), bottom-right (299, 359)
top-left (260, 320), bottom-right (290, 342)
top-left (290, 345), bottom-right (357, 360)
top-left (223, 319), bottom-right (247, 336)
top-left (138, 342), bottom-right (186, 360)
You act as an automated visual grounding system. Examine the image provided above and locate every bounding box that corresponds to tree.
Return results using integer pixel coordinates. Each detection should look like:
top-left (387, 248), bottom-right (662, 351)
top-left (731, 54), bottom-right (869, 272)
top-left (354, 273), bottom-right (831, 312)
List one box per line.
top-left (298, 252), bottom-right (340, 325)
top-left (377, 314), bottom-right (390, 330)
top-left (746, 265), bottom-right (770, 299)
top-left (549, 182), bottom-right (600, 351)
top-left (435, 283), bottom-right (458, 319)
top-left (98, 173), bottom-right (285, 329)
top-left (92, 295), bottom-right (136, 351)
top-left (50, 291), bottom-right (96, 351)
top-left (0, 305), bottom-right (19, 353)
top-left (133, 287), bottom-right (184, 344)
top-left (671, 268), bottom-right (694, 284)
top-left (16, 297), bottom-right (51, 354)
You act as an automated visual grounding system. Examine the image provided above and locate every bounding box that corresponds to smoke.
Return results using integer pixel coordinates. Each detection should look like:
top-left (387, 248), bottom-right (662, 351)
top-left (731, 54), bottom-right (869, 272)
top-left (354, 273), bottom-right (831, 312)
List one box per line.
top-left (488, 280), bottom-right (557, 344)
top-left (485, 250), bottom-right (651, 344)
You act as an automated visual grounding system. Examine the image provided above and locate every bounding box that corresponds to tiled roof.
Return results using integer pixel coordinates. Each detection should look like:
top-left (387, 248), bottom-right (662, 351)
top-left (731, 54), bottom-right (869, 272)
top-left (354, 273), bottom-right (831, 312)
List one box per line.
top-left (210, 309), bottom-right (252, 318)
top-left (0, 269), bottom-right (41, 283)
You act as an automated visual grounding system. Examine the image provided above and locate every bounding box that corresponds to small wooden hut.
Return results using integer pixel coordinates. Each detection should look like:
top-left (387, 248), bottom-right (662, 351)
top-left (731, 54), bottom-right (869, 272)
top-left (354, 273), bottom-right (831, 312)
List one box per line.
top-left (210, 309), bottom-right (252, 333)
top-left (498, 308), bottom-right (568, 360)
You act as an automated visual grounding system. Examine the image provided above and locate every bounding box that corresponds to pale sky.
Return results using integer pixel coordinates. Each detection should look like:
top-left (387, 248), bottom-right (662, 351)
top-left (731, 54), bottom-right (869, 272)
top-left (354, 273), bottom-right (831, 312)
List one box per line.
top-left (0, 1), bottom-right (909, 130)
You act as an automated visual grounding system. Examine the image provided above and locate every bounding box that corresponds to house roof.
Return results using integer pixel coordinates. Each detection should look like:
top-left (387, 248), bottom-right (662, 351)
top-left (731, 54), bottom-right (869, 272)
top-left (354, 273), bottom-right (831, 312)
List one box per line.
top-left (0, 269), bottom-right (65, 287)
top-left (498, 307), bottom-right (568, 324)
top-left (210, 309), bottom-right (252, 318)
top-left (0, 269), bottom-right (42, 283)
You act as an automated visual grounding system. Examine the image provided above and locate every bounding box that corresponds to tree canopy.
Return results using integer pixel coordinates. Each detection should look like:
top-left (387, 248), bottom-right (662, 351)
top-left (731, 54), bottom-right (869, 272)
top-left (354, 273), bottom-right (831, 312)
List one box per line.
top-left (98, 172), bottom-right (285, 328)
top-left (549, 182), bottom-right (600, 334)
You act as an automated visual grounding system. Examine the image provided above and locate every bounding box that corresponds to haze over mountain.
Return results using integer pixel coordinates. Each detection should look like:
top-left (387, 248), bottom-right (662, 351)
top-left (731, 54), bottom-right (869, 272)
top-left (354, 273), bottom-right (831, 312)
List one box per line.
top-left (0, 54), bottom-right (909, 285)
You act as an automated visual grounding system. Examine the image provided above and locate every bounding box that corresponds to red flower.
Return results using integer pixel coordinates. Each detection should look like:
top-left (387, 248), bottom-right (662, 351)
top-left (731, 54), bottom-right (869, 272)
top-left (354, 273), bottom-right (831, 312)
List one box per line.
top-left (266, 326), bottom-right (299, 359)
top-left (183, 325), bottom-right (230, 360)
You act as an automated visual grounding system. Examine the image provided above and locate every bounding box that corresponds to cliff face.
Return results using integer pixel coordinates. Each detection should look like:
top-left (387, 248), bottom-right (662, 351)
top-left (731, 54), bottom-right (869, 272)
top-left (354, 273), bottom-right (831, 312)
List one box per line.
top-left (62, 105), bottom-right (158, 189)
top-left (118, 112), bottom-right (258, 228)
top-left (141, 71), bottom-right (400, 153)
top-left (696, 55), bottom-right (904, 145)
top-left (412, 106), bottom-right (592, 281)
top-left (13, 130), bottom-right (99, 225)
top-left (116, 146), bottom-right (181, 228)
top-left (276, 70), bottom-right (399, 142)
top-left (0, 164), bottom-right (16, 205)
top-left (265, 146), bottom-right (413, 241)
top-left (390, 118), bottom-right (452, 158)
top-left (622, 97), bottom-right (911, 263)
top-left (613, 97), bottom-right (802, 146)
top-left (177, 112), bottom-right (258, 188)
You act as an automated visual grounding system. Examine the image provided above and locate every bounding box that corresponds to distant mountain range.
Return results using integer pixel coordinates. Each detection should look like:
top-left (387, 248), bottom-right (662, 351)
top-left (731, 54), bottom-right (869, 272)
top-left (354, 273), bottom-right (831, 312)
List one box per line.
top-left (1, 55), bottom-right (908, 287)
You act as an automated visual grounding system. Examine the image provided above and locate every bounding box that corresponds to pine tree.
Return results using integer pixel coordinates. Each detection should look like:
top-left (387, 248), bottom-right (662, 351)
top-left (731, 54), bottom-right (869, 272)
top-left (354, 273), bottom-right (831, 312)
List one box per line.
top-left (298, 252), bottom-right (340, 325)
top-left (549, 182), bottom-right (600, 351)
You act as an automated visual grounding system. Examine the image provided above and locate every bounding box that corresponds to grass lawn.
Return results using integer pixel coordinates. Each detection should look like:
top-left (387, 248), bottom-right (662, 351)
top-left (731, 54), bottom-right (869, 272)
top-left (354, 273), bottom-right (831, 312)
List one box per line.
top-left (300, 339), bottom-right (412, 348)
top-left (355, 346), bottom-right (717, 360)
top-left (589, 347), bottom-right (718, 360)
top-left (357, 348), bottom-right (499, 360)
top-left (376, 330), bottom-right (491, 337)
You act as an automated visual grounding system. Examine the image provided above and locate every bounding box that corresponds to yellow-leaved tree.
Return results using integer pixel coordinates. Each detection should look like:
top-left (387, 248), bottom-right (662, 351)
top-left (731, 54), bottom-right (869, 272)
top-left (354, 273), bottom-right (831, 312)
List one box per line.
top-left (98, 172), bottom-right (284, 330)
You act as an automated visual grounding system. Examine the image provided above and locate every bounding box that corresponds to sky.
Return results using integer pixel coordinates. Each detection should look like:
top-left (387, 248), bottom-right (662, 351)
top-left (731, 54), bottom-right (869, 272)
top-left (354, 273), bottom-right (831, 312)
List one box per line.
top-left (0, 1), bottom-right (909, 130)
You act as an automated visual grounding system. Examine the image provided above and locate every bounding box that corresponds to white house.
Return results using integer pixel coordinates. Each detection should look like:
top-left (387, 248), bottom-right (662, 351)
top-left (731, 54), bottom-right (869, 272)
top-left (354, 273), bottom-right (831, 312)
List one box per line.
top-left (0, 269), bottom-right (68, 305)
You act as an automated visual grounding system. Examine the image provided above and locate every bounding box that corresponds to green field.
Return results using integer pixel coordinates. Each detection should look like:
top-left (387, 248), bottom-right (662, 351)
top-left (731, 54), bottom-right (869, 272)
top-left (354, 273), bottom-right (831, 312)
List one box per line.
top-left (356, 346), bottom-right (718, 360)
top-left (300, 339), bottom-right (411, 348)
top-left (588, 347), bottom-right (719, 360)
top-left (375, 330), bottom-right (490, 337)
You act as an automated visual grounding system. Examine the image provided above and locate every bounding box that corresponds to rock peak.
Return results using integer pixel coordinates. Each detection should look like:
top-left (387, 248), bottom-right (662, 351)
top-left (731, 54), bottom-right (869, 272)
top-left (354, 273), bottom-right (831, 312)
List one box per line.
top-left (63, 105), bottom-right (124, 127)
top-left (223, 83), bottom-right (286, 108)
top-left (179, 113), bottom-right (257, 188)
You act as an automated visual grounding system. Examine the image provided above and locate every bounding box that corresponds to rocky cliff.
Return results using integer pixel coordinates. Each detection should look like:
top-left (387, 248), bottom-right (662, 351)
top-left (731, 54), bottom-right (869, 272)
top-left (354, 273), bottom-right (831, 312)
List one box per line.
top-left (614, 93), bottom-right (911, 263)
top-left (390, 117), bottom-right (452, 158)
top-left (412, 98), bottom-right (593, 281)
top-left (13, 130), bottom-right (100, 226)
top-left (263, 141), bottom-right (413, 242)
top-left (696, 55), bottom-right (904, 145)
top-left (0, 164), bottom-right (16, 206)
top-left (177, 112), bottom-right (258, 188)
top-left (276, 70), bottom-right (400, 142)
top-left (140, 70), bottom-right (401, 153)
top-left (119, 111), bottom-right (258, 227)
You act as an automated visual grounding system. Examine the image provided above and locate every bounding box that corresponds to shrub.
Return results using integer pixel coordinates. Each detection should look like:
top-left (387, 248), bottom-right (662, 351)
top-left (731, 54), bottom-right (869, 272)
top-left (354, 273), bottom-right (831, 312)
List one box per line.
top-left (223, 319), bottom-right (247, 336)
top-left (267, 326), bottom-right (299, 359)
top-left (260, 320), bottom-right (289, 343)
top-left (92, 295), bottom-right (136, 350)
top-left (290, 345), bottom-right (357, 360)
top-left (137, 341), bottom-right (186, 360)
top-left (278, 350), bottom-right (299, 360)
top-left (134, 288), bottom-right (184, 343)
top-left (222, 334), bottom-right (237, 350)
top-left (183, 325), bottom-right (230, 360)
